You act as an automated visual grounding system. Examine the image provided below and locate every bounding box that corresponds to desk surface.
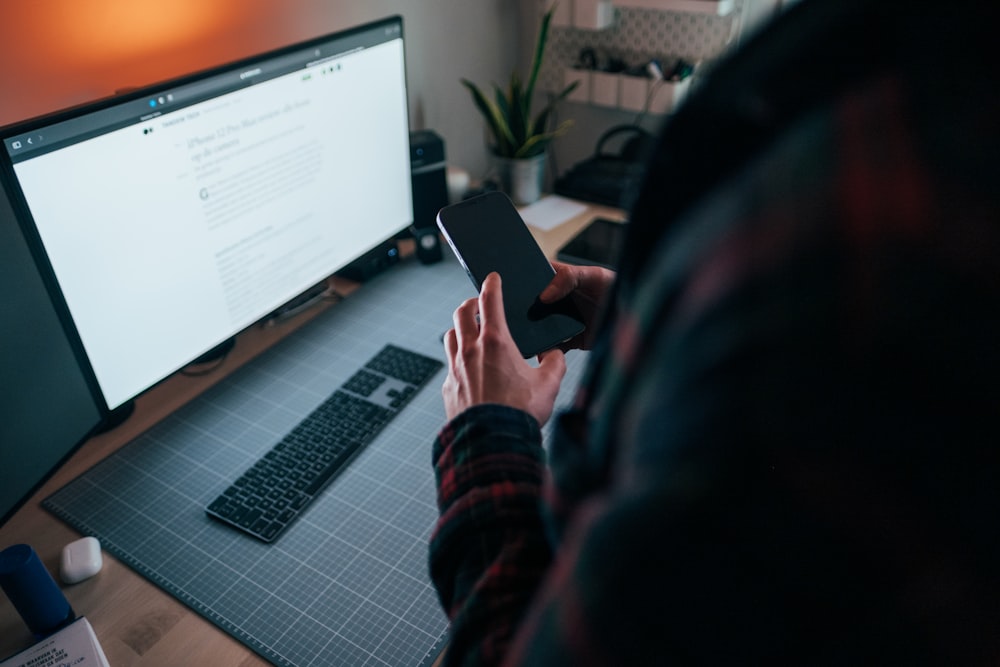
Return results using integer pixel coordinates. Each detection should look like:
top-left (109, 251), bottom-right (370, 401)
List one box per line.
top-left (0, 198), bottom-right (623, 665)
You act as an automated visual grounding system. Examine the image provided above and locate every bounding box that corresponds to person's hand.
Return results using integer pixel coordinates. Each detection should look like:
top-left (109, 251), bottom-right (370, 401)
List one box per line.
top-left (539, 260), bottom-right (616, 350)
top-left (442, 272), bottom-right (567, 425)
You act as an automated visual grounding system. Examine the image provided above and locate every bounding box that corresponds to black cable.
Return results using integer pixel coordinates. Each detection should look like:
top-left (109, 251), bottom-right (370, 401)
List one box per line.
top-left (181, 353), bottom-right (229, 377)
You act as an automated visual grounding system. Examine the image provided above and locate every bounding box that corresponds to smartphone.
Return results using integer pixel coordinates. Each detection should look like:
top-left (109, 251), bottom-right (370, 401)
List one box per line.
top-left (437, 192), bottom-right (585, 358)
top-left (556, 217), bottom-right (627, 270)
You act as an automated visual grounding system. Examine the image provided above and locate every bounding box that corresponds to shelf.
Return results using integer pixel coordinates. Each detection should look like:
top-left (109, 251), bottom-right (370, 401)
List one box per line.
top-left (611, 0), bottom-right (735, 15)
top-left (563, 67), bottom-right (692, 115)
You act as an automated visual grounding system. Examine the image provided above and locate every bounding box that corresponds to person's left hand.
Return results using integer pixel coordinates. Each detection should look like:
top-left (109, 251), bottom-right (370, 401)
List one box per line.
top-left (442, 272), bottom-right (567, 426)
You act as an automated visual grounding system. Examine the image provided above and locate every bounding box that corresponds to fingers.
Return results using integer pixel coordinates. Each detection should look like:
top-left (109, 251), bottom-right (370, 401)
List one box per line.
top-left (443, 273), bottom-right (567, 425)
top-left (452, 294), bottom-right (480, 340)
top-left (442, 326), bottom-right (458, 362)
top-left (477, 272), bottom-right (510, 336)
top-left (449, 273), bottom-right (510, 349)
top-left (540, 262), bottom-right (579, 303)
top-left (537, 347), bottom-right (568, 382)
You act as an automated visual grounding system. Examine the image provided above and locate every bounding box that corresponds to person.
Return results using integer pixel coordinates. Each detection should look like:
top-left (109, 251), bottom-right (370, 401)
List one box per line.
top-left (429, 0), bottom-right (1000, 664)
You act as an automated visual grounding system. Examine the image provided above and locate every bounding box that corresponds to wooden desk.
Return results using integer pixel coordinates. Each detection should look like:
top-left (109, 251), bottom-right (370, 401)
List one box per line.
top-left (0, 200), bottom-right (623, 665)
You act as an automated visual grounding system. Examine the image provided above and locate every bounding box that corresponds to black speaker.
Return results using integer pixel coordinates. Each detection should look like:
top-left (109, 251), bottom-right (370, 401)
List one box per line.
top-left (334, 240), bottom-right (400, 282)
top-left (409, 129), bottom-right (446, 264)
top-left (412, 225), bottom-right (443, 264)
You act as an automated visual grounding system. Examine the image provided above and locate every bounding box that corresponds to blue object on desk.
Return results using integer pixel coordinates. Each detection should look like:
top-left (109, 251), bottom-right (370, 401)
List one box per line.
top-left (0, 544), bottom-right (75, 638)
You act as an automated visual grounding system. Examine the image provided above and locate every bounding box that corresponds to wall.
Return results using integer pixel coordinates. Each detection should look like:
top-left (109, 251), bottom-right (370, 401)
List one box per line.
top-left (516, 0), bottom-right (782, 188)
top-left (0, 0), bottom-right (518, 179)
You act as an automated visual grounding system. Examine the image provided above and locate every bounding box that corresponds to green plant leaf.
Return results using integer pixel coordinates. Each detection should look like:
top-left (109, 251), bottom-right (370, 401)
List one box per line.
top-left (461, 4), bottom-right (576, 158)
top-left (492, 85), bottom-right (513, 155)
top-left (462, 78), bottom-right (515, 154)
top-left (524, 6), bottom-right (554, 113)
top-left (530, 81), bottom-right (579, 137)
top-left (514, 118), bottom-right (574, 158)
top-left (508, 75), bottom-right (529, 148)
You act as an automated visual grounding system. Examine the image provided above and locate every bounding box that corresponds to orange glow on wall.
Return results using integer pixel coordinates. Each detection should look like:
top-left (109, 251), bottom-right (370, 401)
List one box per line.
top-left (0, 0), bottom-right (301, 126)
top-left (33, 1), bottom-right (231, 67)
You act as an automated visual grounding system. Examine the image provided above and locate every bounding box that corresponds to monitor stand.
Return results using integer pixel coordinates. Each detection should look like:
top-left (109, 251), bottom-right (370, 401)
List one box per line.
top-left (191, 338), bottom-right (236, 365)
top-left (263, 279), bottom-right (333, 325)
top-left (93, 337), bottom-right (237, 434)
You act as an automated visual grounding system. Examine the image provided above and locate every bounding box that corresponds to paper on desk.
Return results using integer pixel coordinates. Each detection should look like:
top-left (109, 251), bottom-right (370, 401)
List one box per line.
top-left (0, 617), bottom-right (109, 667)
top-left (518, 195), bottom-right (588, 231)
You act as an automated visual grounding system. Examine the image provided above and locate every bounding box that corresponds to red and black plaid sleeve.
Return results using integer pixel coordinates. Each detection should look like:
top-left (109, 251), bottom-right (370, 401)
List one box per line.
top-left (429, 404), bottom-right (553, 666)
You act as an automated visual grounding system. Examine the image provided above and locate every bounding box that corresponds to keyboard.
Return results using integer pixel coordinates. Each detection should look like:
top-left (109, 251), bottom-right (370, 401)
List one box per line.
top-left (206, 344), bottom-right (443, 542)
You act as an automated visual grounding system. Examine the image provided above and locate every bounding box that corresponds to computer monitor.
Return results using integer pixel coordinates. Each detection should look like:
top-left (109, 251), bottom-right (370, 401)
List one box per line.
top-left (1, 16), bottom-right (413, 415)
top-left (0, 16), bottom-right (413, 522)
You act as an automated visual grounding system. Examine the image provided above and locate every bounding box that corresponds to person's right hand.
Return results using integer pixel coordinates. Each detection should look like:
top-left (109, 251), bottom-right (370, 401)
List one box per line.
top-left (442, 272), bottom-right (566, 425)
top-left (539, 260), bottom-right (616, 351)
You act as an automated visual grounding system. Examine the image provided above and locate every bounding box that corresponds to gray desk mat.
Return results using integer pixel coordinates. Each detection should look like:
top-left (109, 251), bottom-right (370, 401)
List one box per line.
top-left (43, 254), bottom-right (589, 667)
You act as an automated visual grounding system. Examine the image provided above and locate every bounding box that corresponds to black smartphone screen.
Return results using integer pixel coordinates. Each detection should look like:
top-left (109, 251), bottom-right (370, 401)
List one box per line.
top-left (437, 192), bottom-right (585, 358)
top-left (556, 217), bottom-right (627, 269)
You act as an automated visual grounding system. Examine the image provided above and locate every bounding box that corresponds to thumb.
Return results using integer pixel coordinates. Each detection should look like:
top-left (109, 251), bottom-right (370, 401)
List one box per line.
top-left (536, 348), bottom-right (567, 384)
top-left (539, 269), bottom-right (575, 304)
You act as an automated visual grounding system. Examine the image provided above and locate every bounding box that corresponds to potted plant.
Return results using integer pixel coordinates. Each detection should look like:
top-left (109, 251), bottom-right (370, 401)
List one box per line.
top-left (462, 4), bottom-right (579, 205)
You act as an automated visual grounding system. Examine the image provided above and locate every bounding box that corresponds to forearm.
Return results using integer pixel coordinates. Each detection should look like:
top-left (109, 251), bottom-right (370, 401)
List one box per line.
top-left (429, 404), bottom-right (553, 667)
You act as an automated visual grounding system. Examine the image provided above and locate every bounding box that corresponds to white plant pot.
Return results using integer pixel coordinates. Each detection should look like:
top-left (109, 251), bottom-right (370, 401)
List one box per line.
top-left (495, 153), bottom-right (546, 206)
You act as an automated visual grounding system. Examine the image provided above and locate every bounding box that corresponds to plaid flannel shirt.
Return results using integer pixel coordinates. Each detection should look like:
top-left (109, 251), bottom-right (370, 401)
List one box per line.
top-left (430, 2), bottom-right (1000, 664)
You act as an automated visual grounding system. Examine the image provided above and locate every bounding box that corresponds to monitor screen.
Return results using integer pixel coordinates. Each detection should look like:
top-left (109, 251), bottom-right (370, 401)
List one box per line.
top-left (0, 16), bottom-right (413, 414)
